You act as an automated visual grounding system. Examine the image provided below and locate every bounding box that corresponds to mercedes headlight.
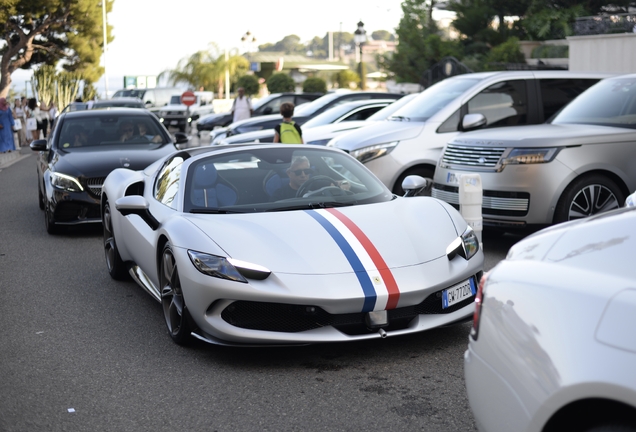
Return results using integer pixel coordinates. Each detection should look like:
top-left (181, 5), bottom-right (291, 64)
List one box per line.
top-left (446, 226), bottom-right (480, 260)
top-left (502, 147), bottom-right (559, 166)
top-left (50, 172), bottom-right (83, 192)
top-left (350, 141), bottom-right (399, 164)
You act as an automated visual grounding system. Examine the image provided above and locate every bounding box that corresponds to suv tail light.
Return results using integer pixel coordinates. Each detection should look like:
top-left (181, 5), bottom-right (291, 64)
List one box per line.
top-left (470, 272), bottom-right (488, 340)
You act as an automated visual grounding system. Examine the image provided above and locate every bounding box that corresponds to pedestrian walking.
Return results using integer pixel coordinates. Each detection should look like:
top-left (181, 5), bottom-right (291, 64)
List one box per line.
top-left (49, 101), bottom-right (58, 130)
top-left (0, 98), bottom-right (16, 153)
top-left (273, 102), bottom-right (303, 144)
top-left (231, 87), bottom-right (253, 123)
top-left (27, 98), bottom-right (42, 141)
top-left (12, 98), bottom-right (27, 148)
top-left (39, 101), bottom-right (50, 138)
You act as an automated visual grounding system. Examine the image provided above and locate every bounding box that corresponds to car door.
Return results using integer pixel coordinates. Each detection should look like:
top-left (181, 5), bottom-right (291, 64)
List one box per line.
top-left (119, 154), bottom-right (185, 291)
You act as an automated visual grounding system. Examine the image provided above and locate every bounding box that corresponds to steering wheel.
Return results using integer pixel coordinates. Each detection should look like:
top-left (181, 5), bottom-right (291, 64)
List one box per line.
top-left (296, 175), bottom-right (354, 198)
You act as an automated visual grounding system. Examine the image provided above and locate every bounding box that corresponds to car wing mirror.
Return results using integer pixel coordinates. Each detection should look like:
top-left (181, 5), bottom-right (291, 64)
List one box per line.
top-left (462, 113), bottom-right (487, 131)
top-left (402, 175), bottom-right (428, 197)
top-left (30, 139), bottom-right (48, 151)
top-left (173, 132), bottom-right (189, 145)
top-left (115, 196), bottom-right (159, 230)
top-left (263, 107), bottom-right (273, 114)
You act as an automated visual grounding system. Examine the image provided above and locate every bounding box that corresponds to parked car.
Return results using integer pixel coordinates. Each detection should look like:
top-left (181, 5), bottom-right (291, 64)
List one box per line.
top-left (224, 91), bottom-right (405, 138)
top-left (112, 87), bottom-right (182, 115)
top-left (31, 108), bottom-right (187, 234)
top-left (158, 92), bottom-right (214, 132)
top-left (101, 144), bottom-right (483, 346)
top-left (465, 205), bottom-right (636, 432)
top-left (60, 102), bottom-right (89, 114)
top-left (196, 92), bottom-right (324, 133)
top-left (215, 99), bottom-right (398, 145)
top-left (432, 73), bottom-right (636, 230)
top-left (91, 97), bottom-right (146, 109)
top-left (329, 71), bottom-right (611, 195)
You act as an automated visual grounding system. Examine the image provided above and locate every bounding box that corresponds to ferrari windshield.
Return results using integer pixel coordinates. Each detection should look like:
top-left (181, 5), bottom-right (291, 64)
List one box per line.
top-left (552, 76), bottom-right (636, 129)
top-left (56, 113), bottom-right (170, 150)
top-left (183, 146), bottom-right (393, 213)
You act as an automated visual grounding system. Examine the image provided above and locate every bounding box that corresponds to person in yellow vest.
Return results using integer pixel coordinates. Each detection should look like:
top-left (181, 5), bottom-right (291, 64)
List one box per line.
top-left (273, 102), bottom-right (303, 144)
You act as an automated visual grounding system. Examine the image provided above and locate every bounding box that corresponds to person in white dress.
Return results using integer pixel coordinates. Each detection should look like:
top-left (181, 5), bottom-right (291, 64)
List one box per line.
top-left (231, 87), bottom-right (253, 123)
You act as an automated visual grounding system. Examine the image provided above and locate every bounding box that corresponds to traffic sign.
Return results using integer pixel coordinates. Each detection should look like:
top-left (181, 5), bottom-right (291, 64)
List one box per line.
top-left (180, 91), bottom-right (197, 106)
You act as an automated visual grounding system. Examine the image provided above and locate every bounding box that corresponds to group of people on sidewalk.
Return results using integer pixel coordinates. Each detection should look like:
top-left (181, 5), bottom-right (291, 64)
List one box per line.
top-left (0, 96), bottom-right (57, 153)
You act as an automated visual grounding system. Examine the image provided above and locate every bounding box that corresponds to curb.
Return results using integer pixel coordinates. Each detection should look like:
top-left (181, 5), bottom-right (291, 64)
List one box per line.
top-left (0, 147), bottom-right (31, 170)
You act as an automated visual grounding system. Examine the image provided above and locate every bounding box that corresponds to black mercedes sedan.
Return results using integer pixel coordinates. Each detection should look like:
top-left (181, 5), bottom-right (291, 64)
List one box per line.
top-left (31, 108), bottom-right (187, 234)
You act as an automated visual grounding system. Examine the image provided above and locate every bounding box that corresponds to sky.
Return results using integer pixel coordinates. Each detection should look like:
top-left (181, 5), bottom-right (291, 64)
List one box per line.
top-left (11, 0), bottom-right (455, 98)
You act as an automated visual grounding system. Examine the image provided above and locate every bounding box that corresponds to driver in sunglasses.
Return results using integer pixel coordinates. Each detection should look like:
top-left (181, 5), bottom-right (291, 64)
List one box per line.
top-left (272, 156), bottom-right (313, 201)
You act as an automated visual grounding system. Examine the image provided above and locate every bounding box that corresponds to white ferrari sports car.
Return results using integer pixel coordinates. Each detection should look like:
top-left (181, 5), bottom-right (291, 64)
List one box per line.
top-left (101, 144), bottom-right (483, 346)
top-left (465, 205), bottom-right (636, 432)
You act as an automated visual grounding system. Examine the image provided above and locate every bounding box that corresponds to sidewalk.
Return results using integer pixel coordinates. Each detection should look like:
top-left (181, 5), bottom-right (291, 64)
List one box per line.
top-left (0, 145), bottom-right (31, 170)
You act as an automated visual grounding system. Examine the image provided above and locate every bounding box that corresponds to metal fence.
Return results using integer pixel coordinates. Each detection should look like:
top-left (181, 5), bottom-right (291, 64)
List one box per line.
top-left (574, 13), bottom-right (636, 36)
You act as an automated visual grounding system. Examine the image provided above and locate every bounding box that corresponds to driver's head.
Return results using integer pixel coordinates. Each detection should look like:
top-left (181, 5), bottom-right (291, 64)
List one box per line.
top-left (119, 121), bottom-right (134, 140)
top-left (287, 156), bottom-right (311, 190)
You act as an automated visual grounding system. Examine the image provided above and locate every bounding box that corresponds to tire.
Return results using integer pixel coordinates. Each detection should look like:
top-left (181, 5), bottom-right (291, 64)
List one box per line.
top-left (586, 424), bottom-right (636, 432)
top-left (554, 174), bottom-right (624, 224)
top-left (44, 201), bottom-right (58, 234)
top-left (392, 166), bottom-right (434, 197)
top-left (38, 180), bottom-right (44, 210)
top-left (160, 243), bottom-right (194, 345)
top-left (103, 201), bottom-right (129, 280)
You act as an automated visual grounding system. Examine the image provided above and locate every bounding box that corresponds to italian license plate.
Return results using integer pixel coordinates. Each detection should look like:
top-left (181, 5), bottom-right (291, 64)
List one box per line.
top-left (170, 120), bottom-right (178, 125)
top-left (442, 278), bottom-right (476, 309)
top-left (446, 172), bottom-right (460, 185)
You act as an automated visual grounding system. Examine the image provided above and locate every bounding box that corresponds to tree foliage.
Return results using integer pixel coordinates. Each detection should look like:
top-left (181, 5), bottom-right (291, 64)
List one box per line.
top-left (302, 77), bottom-right (327, 93)
top-left (236, 74), bottom-right (260, 96)
top-left (259, 35), bottom-right (304, 54)
top-left (383, 0), bottom-right (464, 84)
top-left (266, 73), bottom-right (295, 93)
top-left (0, 0), bottom-right (114, 97)
top-left (158, 44), bottom-right (249, 97)
top-left (371, 30), bottom-right (395, 41)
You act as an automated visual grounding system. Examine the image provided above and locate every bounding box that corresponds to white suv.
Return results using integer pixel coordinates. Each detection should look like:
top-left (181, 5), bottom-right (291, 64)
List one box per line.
top-left (329, 71), bottom-right (612, 194)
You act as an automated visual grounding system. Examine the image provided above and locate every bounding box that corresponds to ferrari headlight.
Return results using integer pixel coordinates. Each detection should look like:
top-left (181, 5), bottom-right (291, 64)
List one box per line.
top-left (502, 147), bottom-right (558, 166)
top-left (350, 141), bottom-right (398, 164)
top-left (188, 250), bottom-right (247, 283)
top-left (51, 172), bottom-right (83, 192)
top-left (446, 226), bottom-right (480, 261)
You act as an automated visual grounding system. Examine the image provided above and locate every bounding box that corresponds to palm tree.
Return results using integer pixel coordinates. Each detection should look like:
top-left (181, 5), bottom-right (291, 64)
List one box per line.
top-left (158, 43), bottom-right (249, 97)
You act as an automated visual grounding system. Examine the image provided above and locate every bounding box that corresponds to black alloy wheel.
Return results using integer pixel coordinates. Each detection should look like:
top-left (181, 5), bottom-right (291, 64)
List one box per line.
top-left (44, 201), bottom-right (58, 234)
top-left (554, 175), bottom-right (624, 224)
top-left (103, 201), bottom-right (128, 280)
top-left (160, 243), bottom-right (193, 345)
top-left (38, 179), bottom-right (44, 210)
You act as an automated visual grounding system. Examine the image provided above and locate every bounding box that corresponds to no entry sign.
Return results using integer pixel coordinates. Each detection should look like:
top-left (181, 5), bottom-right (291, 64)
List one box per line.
top-left (180, 91), bottom-right (196, 106)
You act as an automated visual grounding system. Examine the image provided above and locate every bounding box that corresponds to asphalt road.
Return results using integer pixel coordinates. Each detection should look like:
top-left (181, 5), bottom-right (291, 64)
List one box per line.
top-left (0, 150), bottom-right (524, 432)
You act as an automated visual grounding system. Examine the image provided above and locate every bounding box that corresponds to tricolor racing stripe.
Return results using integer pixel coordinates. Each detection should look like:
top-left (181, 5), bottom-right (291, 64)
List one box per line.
top-left (304, 208), bottom-right (400, 313)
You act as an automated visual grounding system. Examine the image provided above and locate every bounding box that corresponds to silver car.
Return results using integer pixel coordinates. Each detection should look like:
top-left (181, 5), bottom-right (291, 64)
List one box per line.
top-left (432, 74), bottom-right (636, 229)
top-left (329, 71), bottom-right (610, 195)
top-left (465, 205), bottom-right (636, 432)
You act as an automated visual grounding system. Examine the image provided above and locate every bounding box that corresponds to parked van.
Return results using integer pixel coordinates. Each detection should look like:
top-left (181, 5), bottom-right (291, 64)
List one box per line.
top-left (328, 71), bottom-right (613, 195)
top-left (111, 87), bottom-right (181, 114)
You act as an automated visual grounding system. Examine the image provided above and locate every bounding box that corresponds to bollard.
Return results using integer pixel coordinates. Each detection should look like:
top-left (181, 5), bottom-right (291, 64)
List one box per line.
top-left (458, 173), bottom-right (483, 249)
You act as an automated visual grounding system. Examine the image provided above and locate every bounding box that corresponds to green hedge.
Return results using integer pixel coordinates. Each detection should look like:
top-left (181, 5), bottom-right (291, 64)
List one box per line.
top-left (531, 45), bottom-right (569, 59)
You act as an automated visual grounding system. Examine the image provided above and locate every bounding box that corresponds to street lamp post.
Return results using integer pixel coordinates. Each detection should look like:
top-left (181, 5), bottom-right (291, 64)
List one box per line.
top-left (354, 21), bottom-right (367, 90)
top-left (101, 0), bottom-right (108, 98)
top-left (241, 31), bottom-right (257, 53)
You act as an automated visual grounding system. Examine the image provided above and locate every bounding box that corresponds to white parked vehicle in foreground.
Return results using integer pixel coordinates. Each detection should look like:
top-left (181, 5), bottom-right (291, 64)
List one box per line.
top-left (465, 205), bottom-right (636, 432)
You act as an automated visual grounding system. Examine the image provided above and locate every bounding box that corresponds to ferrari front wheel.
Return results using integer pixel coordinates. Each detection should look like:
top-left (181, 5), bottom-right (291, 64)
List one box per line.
top-left (160, 243), bottom-right (194, 345)
top-left (103, 201), bottom-right (128, 280)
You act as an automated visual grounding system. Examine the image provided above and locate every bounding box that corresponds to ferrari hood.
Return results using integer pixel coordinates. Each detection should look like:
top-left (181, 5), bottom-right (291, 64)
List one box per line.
top-left (185, 198), bottom-right (460, 275)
